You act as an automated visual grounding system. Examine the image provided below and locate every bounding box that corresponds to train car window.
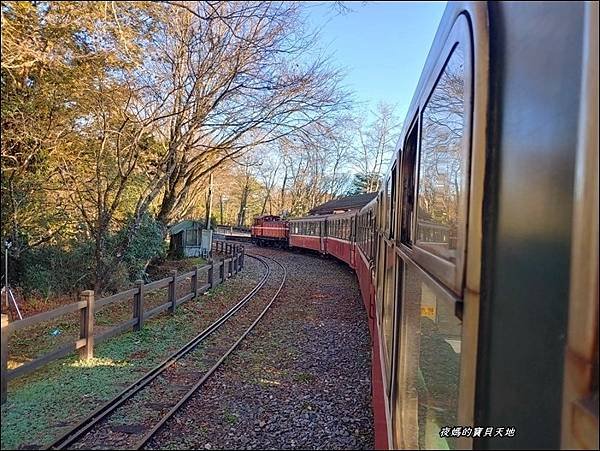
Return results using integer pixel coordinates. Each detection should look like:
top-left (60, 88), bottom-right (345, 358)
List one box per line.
top-left (395, 264), bottom-right (462, 449)
top-left (347, 218), bottom-right (351, 241)
top-left (378, 192), bottom-right (384, 231)
top-left (382, 245), bottom-right (397, 380)
top-left (390, 164), bottom-right (397, 240)
top-left (369, 210), bottom-right (374, 260)
top-left (400, 123), bottom-right (419, 246)
top-left (416, 43), bottom-right (467, 265)
top-left (385, 179), bottom-right (391, 235)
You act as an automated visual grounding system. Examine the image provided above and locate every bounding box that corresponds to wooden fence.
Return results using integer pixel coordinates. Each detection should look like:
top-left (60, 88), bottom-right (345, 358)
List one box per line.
top-left (0, 241), bottom-right (245, 404)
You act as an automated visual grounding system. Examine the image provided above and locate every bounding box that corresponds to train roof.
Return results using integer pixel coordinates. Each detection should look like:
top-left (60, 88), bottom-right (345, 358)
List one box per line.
top-left (289, 215), bottom-right (328, 222)
top-left (359, 196), bottom-right (379, 213)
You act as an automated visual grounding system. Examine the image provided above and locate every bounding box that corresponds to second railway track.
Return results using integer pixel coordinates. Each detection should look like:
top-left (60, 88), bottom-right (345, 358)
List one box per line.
top-left (46, 253), bottom-right (287, 450)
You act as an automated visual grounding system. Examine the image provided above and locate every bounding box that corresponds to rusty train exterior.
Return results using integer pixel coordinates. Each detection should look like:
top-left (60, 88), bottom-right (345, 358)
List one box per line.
top-left (253, 2), bottom-right (598, 449)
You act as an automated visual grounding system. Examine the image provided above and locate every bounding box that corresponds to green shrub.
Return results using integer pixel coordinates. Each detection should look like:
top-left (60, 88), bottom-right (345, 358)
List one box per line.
top-left (19, 241), bottom-right (93, 298)
top-left (18, 215), bottom-right (166, 297)
top-left (111, 214), bottom-right (167, 282)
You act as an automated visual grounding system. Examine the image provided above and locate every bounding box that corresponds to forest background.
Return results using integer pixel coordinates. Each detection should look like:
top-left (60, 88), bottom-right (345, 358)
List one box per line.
top-left (1, 1), bottom-right (400, 300)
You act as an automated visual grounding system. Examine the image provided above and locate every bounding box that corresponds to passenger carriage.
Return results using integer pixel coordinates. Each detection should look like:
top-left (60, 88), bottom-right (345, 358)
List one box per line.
top-left (288, 216), bottom-right (327, 253)
top-left (323, 211), bottom-right (356, 267)
top-left (286, 2), bottom-right (598, 449)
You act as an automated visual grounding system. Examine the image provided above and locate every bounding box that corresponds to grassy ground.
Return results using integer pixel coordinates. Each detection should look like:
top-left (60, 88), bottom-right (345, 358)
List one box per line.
top-left (6, 257), bottom-right (207, 366)
top-left (0, 258), bottom-right (253, 450)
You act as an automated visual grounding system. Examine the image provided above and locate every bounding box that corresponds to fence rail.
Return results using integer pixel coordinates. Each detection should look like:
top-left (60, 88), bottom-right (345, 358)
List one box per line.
top-left (0, 241), bottom-right (245, 404)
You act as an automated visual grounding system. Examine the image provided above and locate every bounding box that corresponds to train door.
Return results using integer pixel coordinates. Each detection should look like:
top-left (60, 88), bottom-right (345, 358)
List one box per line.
top-left (320, 219), bottom-right (326, 253)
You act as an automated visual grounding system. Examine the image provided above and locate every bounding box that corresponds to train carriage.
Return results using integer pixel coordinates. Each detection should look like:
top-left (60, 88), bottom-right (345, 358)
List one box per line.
top-left (286, 2), bottom-right (598, 450)
top-left (324, 211), bottom-right (356, 268)
top-left (355, 199), bottom-right (377, 329)
top-left (289, 216), bottom-right (327, 253)
top-left (366, 2), bottom-right (598, 450)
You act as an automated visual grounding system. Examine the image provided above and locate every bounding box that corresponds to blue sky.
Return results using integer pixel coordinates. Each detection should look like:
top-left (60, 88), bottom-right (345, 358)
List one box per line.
top-left (304, 1), bottom-right (447, 123)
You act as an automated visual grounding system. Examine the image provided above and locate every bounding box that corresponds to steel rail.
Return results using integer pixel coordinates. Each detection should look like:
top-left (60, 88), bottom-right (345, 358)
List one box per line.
top-left (46, 254), bottom-right (270, 450)
top-left (135, 253), bottom-right (287, 449)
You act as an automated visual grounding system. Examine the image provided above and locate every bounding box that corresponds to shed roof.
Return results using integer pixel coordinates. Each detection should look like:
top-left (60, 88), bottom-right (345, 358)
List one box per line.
top-left (308, 193), bottom-right (378, 215)
top-left (168, 220), bottom-right (205, 235)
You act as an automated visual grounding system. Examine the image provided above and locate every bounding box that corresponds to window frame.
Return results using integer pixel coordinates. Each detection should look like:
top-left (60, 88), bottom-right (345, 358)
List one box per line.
top-left (404, 17), bottom-right (473, 295)
top-left (389, 163), bottom-right (398, 240)
top-left (398, 115), bottom-right (420, 250)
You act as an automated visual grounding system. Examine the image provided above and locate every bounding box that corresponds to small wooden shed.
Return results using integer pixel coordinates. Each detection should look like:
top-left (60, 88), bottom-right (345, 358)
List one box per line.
top-left (168, 220), bottom-right (212, 258)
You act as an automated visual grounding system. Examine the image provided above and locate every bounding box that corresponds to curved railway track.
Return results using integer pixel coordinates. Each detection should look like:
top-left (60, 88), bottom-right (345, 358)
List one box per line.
top-left (46, 253), bottom-right (286, 450)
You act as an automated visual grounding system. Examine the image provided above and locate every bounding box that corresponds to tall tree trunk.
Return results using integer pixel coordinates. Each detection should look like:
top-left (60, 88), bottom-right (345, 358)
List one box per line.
top-left (280, 168), bottom-right (288, 215)
top-left (260, 192), bottom-right (269, 216)
top-left (237, 179), bottom-right (250, 226)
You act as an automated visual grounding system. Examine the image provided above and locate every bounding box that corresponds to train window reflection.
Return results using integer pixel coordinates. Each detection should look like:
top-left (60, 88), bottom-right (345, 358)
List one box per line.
top-left (416, 44), bottom-right (466, 263)
top-left (396, 265), bottom-right (462, 450)
top-left (383, 245), bottom-right (396, 379)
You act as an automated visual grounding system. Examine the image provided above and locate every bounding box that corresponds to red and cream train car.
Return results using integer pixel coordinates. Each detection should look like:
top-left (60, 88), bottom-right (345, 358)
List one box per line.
top-left (288, 216), bottom-right (326, 253)
top-left (288, 202), bottom-right (388, 449)
top-left (324, 211), bottom-right (356, 267)
top-left (274, 2), bottom-right (599, 448)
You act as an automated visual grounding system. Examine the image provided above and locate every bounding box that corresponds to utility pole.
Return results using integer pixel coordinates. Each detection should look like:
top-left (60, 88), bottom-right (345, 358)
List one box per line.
top-left (205, 172), bottom-right (213, 230)
top-left (219, 194), bottom-right (224, 225)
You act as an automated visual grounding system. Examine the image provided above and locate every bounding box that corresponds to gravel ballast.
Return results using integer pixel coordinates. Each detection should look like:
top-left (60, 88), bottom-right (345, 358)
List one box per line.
top-left (146, 246), bottom-right (374, 450)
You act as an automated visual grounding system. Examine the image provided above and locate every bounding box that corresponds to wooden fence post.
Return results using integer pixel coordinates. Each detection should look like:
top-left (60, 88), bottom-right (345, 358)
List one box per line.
top-left (191, 266), bottom-right (198, 297)
top-left (208, 262), bottom-right (214, 289)
top-left (133, 280), bottom-right (145, 331)
top-left (241, 246), bottom-right (245, 270)
top-left (220, 260), bottom-right (225, 282)
top-left (228, 257), bottom-right (232, 277)
top-left (1, 314), bottom-right (8, 404)
top-left (79, 290), bottom-right (95, 361)
top-left (233, 251), bottom-right (238, 275)
top-left (169, 270), bottom-right (177, 313)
